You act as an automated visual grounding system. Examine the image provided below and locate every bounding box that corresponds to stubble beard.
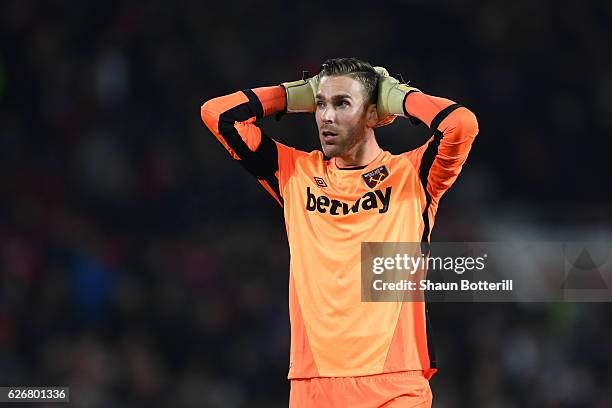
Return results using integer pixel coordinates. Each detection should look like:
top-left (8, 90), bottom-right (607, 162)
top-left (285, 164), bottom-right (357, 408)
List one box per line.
top-left (321, 121), bottom-right (367, 159)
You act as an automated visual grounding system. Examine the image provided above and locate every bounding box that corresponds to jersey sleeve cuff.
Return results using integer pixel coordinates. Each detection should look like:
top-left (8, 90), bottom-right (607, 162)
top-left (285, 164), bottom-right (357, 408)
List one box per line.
top-left (252, 86), bottom-right (287, 117)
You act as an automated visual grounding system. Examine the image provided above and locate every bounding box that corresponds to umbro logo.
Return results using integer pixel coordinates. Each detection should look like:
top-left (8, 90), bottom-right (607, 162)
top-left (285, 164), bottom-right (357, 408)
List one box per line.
top-left (314, 177), bottom-right (327, 187)
top-left (362, 166), bottom-right (389, 189)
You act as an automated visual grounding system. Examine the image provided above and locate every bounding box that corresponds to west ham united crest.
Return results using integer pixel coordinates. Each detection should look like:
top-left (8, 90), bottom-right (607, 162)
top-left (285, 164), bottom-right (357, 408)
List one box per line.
top-left (362, 166), bottom-right (389, 188)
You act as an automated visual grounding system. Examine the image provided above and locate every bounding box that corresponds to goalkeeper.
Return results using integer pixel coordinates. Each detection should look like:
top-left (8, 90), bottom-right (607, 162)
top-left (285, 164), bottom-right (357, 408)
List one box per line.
top-left (201, 57), bottom-right (478, 408)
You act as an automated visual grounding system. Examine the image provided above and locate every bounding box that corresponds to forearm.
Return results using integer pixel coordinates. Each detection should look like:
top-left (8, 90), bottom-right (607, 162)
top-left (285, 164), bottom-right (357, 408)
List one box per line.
top-left (405, 91), bottom-right (478, 151)
top-left (252, 86), bottom-right (286, 116)
top-left (201, 86), bottom-right (285, 152)
top-left (200, 86), bottom-right (284, 178)
top-left (201, 86), bottom-right (285, 131)
top-left (406, 91), bottom-right (479, 203)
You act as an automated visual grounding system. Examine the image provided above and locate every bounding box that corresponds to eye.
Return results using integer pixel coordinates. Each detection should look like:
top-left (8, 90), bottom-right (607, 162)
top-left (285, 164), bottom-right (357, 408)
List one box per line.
top-left (316, 101), bottom-right (325, 108)
top-left (338, 100), bottom-right (350, 107)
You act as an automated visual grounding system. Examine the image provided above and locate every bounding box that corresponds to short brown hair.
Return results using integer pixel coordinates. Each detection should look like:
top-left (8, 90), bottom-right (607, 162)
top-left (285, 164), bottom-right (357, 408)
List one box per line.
top-left (318, 57), bottom-right (379, 106)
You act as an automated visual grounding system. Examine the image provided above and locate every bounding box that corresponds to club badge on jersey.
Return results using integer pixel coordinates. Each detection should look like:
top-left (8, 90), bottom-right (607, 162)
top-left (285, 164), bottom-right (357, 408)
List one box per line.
top-left (362, 166), bottom-right (389, 189)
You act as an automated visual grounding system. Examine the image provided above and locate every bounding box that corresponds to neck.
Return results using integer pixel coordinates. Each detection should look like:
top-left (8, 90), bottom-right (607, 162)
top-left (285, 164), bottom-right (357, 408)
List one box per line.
top-left (335, 130), bottom-right (381, 168)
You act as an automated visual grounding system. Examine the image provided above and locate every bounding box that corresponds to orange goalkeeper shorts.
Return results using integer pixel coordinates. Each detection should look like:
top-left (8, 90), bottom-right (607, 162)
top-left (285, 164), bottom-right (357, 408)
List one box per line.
top-left (289, 370), bottom-right (432, 408)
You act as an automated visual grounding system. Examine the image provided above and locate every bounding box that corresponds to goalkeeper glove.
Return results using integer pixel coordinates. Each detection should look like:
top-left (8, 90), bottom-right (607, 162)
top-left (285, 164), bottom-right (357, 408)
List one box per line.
top-left (281, 72), bottom-right (320, 113)
top-left (374, 66), bottom-right (419, 126)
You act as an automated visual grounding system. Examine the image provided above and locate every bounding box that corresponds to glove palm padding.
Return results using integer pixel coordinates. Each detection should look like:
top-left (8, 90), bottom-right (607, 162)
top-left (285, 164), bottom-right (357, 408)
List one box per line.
top-left (282, 76), bottom-right (320, 113)
top-left (374, 66), bottom-right (419, 126)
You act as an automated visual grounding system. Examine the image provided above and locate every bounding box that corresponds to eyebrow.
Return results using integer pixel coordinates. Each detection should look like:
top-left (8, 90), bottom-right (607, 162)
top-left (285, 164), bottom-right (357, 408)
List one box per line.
top-left (315, 93), bottom-right (353, 101)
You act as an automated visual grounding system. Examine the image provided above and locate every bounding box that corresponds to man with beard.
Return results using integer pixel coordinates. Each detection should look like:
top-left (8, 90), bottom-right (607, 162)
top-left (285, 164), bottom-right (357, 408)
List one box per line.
top-left (201, 57), bottom-right (479, 407)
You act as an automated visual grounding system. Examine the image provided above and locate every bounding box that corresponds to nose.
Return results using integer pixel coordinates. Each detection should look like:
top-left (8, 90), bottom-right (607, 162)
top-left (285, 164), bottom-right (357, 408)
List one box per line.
top-left (320, 105), bottom-right (335, 123)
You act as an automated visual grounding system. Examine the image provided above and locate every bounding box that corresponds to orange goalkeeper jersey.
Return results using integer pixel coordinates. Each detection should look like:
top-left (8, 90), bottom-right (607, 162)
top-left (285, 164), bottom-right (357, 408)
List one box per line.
top-left (201, 85), bottom-right (478, 380)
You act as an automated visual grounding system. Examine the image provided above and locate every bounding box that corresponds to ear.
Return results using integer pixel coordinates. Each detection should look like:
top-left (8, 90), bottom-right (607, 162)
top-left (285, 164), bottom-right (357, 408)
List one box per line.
top-left (365, 103), bottom-right (378, 128)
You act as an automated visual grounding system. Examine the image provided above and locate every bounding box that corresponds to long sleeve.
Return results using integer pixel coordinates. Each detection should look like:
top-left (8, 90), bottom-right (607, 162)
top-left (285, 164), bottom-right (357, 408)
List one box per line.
top-left (200, 86), bottom-right (290, 206)
top-left (402, 91), bottom-right (479, 241)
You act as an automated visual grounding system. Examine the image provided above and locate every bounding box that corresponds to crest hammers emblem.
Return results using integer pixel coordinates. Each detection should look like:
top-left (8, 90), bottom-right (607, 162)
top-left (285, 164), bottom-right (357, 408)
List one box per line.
top-left (362, 166), bottom-right (389, 188)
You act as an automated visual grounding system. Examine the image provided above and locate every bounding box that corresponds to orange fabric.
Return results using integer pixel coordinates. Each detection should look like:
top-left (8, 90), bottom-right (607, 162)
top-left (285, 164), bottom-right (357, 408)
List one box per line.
top-left (200, 91), bottom-right (264, 158)
top-left (201, 88), bottom-right (479, 381)
top-left (258, 178), bottom-right (283, 206)
top-left (252, 86), bottom-right (286, 115)
top-left (289, 371), bottom-right (432, 408)
top-left (404, 92), bottom-right (454, 127)
top-left (283, 149), bottom-right (432, 378)
top-left (405, 92), bottom-right (479, 205)
top-left (383, 302), bottom-right (437, 380)
top-left (288, 271), bottom-right (320, 378)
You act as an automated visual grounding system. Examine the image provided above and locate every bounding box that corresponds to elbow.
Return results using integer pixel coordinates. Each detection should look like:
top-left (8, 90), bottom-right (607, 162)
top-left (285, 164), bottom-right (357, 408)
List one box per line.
top-left (200, 99), bottom-right (220, 131)
top-left (457, 107), bottom-right (479, 140)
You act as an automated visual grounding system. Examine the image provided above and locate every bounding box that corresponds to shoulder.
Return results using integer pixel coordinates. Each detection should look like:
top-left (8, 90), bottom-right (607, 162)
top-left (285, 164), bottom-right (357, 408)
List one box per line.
top-left (290, 148), bottom-right (324, 163)
top-left (398, 144), bottom-right (431, 170)
top-left (383, 151), bottom-right (414, 168)
top-left (275, 144), bottom-right (325, 172)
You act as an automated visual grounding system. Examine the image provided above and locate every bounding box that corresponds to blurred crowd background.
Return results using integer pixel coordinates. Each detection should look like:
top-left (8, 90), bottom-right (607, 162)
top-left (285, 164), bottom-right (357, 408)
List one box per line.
top-left (1, 0), bottom-right (612, 407)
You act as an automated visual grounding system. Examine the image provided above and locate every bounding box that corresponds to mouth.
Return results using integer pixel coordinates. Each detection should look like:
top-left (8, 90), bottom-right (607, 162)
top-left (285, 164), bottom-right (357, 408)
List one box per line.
top-left (321, 130), bottom-right (339, 143)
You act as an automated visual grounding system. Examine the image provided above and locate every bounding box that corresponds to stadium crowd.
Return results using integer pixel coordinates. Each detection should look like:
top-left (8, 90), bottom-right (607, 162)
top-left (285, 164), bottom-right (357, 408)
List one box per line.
top-left (1, 1), bottom-right (611, 406)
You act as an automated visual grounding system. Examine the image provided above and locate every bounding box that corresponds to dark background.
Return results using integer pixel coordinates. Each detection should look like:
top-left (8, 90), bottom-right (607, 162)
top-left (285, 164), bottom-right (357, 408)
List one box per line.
top-left (1, 0), bottom-right (611, 407)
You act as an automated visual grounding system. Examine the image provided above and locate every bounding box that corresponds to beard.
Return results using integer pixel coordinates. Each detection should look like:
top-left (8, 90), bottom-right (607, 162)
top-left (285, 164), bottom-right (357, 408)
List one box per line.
top-left (320, 123), bottom-right (367, 158)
